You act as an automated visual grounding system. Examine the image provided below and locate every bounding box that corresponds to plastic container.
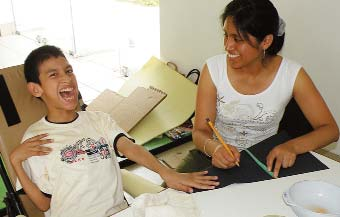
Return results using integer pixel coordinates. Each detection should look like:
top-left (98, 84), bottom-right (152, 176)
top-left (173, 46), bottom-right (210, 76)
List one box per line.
top-left (283, 180), bottom-right (340, 217)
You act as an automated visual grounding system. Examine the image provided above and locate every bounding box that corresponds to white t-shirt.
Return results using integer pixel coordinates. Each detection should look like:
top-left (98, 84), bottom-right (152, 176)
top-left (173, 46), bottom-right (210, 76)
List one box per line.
top-left (16, 111), bottom-right (129, 217)
top-left (207, 54), bottom-right (301, 150)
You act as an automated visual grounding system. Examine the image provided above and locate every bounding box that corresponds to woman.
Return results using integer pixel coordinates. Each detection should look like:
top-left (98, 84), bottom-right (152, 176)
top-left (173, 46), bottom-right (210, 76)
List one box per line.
top-left (192, 0), bottom-right (339, 178)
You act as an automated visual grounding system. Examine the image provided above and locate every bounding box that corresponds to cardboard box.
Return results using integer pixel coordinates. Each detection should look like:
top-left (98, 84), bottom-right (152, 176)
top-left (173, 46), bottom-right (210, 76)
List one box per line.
top-left (86, 86), bottom-right (166, 132)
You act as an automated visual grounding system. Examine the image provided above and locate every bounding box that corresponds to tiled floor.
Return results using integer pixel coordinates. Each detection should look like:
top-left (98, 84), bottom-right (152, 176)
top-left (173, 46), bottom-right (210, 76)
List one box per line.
top-left (2, 0), bottom-right (160, 105)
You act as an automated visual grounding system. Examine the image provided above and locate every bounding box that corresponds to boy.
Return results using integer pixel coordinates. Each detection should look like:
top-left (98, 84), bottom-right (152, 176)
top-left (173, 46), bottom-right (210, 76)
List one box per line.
top-left (10, 45), bottom-right (219, 217)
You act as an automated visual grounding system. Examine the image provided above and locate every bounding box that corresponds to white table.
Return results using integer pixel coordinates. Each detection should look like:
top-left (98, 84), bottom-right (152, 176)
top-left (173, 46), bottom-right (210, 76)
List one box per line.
top-left (115, 153), bottom-right (340, 217)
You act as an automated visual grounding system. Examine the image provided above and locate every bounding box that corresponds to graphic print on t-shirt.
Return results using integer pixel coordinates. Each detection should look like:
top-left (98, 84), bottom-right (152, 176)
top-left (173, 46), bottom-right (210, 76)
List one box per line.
top-left (60, 137), bottom-right (111, 164)
top-left (216, 95), bottom-right (278, 149)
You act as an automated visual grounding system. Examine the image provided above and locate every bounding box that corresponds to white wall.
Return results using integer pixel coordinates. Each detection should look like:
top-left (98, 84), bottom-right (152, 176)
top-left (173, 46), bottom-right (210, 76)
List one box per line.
top-left (160, 0), bottom-right (226, 74)
top-left (160, 0), bottom-right (340, 154)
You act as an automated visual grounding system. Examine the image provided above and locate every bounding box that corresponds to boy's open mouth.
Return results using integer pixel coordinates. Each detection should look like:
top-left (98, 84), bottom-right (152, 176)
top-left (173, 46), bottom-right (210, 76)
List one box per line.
top-left (59, 87), bottom-right (76, 102)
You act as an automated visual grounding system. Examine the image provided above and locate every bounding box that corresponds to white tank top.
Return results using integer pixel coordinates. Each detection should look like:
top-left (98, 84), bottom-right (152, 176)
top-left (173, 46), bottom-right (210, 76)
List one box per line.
top-left (206, 54), bottom-right (301, 150)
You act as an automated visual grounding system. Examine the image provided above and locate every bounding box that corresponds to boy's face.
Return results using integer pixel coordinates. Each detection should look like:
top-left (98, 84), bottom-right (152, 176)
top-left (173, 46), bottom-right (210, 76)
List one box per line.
top-left (32, 56), bottom-right (79, 115)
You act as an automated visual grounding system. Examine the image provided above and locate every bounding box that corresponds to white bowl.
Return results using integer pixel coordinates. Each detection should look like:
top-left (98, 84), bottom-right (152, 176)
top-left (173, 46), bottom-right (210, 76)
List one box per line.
top-left (283, 180), bottom-right (340, 217)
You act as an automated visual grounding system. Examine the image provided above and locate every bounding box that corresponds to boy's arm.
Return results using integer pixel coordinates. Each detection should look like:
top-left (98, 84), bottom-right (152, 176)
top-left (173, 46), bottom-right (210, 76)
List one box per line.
top-left (10, 134), bottom-right (52, 211)
top-left (116, 136), bottom-right (219, 193)
top-left (12, 163), bottom-right (51, 211)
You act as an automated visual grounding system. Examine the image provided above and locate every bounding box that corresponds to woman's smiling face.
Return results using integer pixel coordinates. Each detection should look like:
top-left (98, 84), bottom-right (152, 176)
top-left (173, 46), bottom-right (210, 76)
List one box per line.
top-left (224, 17), bottom-right (263, 70)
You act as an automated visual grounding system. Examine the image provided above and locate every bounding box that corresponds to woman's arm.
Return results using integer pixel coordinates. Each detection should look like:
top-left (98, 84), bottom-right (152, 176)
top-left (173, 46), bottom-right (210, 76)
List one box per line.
top-left (192, 64), bottom-right (240, 168)
top-left (267, 68), bottom-right (339, 177)
top-left (192, 64), bottom-right (217, 153)
top-left (290, 68), bottom-right (339, 151)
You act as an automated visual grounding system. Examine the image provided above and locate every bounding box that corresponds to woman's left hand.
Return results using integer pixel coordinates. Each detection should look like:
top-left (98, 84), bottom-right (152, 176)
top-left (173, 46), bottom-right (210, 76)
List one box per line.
top-left (266, 143), bottom-right (297, 178)
top-left (161, 169), bottom-right (219, 193)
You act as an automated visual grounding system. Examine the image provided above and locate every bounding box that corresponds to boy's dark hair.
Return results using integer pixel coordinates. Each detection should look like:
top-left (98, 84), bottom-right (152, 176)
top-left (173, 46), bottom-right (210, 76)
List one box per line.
top-left (24, 45), bottom-right (66, 84)
top-left (221, 0), bottom-right (284, 55)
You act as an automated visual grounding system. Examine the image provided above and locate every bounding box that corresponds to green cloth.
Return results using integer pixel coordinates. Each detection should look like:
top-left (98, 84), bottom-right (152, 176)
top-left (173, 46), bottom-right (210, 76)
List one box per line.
top-left (143, 135), bottom-right (172, 151)
top-left (0, 156), bottom-right (7, 209)
top-left (0, 175), bottom-right (7, 209)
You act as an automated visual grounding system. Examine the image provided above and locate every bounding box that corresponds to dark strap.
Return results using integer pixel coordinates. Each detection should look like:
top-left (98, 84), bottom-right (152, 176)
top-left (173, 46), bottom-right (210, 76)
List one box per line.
top-left (113, 133), bottom-right (135, 158)
top-left (186, 69), bottom-right (200, 84)
top-left (78, 91), bottom-right (87, 111)
top-left (0, 74), bottom-right (21, 126)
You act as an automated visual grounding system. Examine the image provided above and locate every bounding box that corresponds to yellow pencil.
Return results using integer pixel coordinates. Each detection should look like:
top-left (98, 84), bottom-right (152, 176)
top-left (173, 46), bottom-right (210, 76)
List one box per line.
top-left (206, 118), bottom-right (240, 167)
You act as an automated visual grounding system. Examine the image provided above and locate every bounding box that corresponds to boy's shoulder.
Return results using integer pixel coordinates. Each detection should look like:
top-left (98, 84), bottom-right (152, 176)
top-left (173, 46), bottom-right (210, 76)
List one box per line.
top-left (22, 111), bottom-right (116, 141)
top-left (25, 111), bottom-right (111, 129)
top-left (22, 117), bottom-right (47, 141)
top-left (80, 110), bottom-right (111, 121)
top-left (26, 116), bottom-right (46, 131)
top-left (79, 110), bottom-right (117, 127)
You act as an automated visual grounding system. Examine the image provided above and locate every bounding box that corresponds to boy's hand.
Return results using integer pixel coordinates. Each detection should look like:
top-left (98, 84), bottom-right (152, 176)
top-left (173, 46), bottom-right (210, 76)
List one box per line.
top-left (10, 133), bottom-right (53, 165)
top-left (266, 143), bottom-right (297, 178)
top-left (212, 143), bottom-right (240, 169)
top-left (160, 169), bottom-right (219, 193)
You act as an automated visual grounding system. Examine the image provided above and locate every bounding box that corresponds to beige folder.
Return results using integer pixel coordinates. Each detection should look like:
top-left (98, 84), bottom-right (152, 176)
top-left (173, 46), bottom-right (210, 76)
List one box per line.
top-left (118, 57), bottom-right (197, 145)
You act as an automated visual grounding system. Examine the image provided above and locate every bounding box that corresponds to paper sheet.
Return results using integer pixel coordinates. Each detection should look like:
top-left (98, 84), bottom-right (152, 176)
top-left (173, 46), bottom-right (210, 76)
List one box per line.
top-left (194, 132), bottom-right (329, 192)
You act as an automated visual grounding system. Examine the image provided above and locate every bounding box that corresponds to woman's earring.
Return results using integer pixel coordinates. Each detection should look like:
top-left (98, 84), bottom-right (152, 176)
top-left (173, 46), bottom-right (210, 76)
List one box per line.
top-left (263, 49), bottom-right (266, 59)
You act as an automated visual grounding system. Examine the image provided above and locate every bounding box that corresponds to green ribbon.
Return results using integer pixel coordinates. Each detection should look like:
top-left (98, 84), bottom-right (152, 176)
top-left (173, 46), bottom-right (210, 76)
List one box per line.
top-left (244, 149), bottom-right (275, 178)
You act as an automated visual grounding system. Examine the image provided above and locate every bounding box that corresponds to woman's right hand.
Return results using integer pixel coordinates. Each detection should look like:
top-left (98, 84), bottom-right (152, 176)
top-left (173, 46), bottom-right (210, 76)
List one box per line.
top-left (211, 141), bottom-right (240, 169)
top-left (10, 133), bottom-right (53, 165)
